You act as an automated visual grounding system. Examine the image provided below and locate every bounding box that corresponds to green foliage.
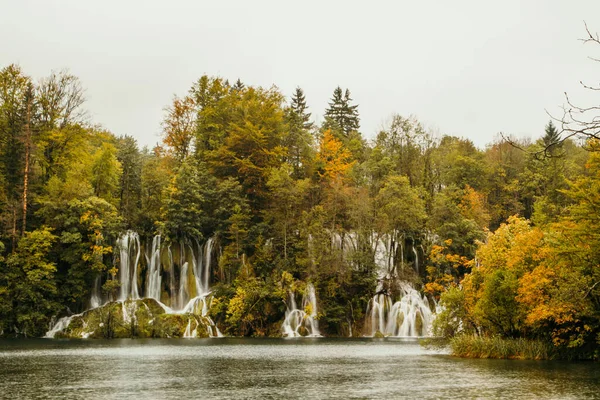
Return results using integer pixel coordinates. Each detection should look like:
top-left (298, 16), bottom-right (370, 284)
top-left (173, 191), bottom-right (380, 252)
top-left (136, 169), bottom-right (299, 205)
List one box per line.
top-left (116, 136), bottom-right (142, 227)
top-left (161, 158), bottom-right (206, 239)
top-left (450, 335), bottom-right (554, 360)
top-left (3, 227), bottom-right (58, 336)
top-left (0, 65), bottom-right (598, 349)
top-left (324, 86), bottom-right (360, 138)
top-left (376, 175), bottom-right (427, 237)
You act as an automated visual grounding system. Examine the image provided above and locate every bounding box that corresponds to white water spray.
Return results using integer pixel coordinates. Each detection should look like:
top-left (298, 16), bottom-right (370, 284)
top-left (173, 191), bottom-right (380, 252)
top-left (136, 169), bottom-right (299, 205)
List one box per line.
top-left (281, 283), bottom-right (321, 337)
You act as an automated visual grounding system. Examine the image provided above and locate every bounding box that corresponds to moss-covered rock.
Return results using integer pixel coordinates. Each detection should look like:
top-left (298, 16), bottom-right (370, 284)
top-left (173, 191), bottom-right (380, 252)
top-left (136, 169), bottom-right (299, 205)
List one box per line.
top-left (52, 298), bottom-right (215, 339)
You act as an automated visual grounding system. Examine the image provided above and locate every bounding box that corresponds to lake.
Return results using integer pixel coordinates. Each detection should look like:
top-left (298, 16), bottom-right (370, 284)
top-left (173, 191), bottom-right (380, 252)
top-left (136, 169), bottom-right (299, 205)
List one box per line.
top-left (0, 338), bottom-right (598, 399)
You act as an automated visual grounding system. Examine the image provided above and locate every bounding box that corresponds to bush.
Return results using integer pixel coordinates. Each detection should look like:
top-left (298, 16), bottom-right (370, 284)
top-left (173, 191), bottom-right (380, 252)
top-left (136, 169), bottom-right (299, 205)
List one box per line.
top-left (450, 335), bottom-right (554, 360)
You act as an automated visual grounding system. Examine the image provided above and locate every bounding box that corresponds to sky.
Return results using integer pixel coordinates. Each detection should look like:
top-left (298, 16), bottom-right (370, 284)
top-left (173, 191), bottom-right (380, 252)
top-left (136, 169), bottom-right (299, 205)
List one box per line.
top-left (1, 0), bottom-right (600, 149)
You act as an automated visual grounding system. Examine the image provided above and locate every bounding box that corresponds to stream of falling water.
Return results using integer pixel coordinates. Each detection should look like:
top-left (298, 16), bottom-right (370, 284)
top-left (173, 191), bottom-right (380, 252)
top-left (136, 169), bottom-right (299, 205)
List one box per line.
top-left (46, 233), bottom-right (220, 338)
top-left (365, 235), bottom-right (435, 337)
top-left (281, 283), bottom-right (321, 337)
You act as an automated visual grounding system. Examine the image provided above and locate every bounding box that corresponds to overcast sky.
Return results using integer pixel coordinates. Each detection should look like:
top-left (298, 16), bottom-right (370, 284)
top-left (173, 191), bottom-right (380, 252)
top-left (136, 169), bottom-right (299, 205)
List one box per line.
top-left (2, 0), bottom-right (600, 149)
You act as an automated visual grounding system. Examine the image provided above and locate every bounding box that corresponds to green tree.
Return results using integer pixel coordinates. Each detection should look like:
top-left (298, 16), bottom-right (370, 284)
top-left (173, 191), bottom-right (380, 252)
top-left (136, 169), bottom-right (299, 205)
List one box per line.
top-left (5, 227), bottom-right (58, 336)
top-left (375, 175), bottom-right (426, 273)
top-left (283, 87), bottom-right (314, 179)
top-left (91, 143), bottom-right (122, 205)
top-left (324, 86), bottom-right (360, 138)
top-left (0, 64), bottom-right (29, 245)
top-left (161, 158), bottom-right (206, 239)
top-left (116, 136), bottom-right (142, 227)
top-left (265, 165), bottom-right (311, 260)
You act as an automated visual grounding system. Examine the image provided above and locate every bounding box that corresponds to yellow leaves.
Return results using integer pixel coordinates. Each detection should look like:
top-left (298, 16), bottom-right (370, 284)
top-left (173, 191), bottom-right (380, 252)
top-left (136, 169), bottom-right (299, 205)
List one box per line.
top-left (476, 216), bottom-right (545, 275)
top-left (459, 185), bottom-right (490, 229)
top-left (162, 95), bottom-right (196, 161)
top-left (304, 303), bottom-right (314, 317)
top-left (80, 211), bottom-right (90, 223)
top-left (316, 129), bottom-right (355, 182)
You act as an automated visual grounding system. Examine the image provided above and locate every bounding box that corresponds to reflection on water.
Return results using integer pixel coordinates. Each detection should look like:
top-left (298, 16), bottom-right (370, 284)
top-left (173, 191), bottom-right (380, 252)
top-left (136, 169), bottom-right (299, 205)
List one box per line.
top-left (0, 338), bottom-right (598, 399)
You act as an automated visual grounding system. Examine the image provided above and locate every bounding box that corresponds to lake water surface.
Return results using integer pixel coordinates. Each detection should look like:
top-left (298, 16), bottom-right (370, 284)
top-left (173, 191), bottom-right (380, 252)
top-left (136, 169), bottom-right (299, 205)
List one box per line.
top-left (0, 338), bottom-right (598, 399)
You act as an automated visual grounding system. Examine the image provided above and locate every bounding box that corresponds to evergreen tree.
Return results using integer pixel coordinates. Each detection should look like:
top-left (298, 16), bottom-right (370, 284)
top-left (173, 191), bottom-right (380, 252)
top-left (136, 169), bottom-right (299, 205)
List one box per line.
top-left (284, 87), bottom-right (314, 178)
top-left (542, 120), bottom-right (562, 156)
top-left (289, 87), bottom-right (313, 131)
top-left (232, 79), bottom-right (245, 92)
top-left (116, 136), bottom-right (142, 228)
top-left (324, 86), bottom-right (360, 138)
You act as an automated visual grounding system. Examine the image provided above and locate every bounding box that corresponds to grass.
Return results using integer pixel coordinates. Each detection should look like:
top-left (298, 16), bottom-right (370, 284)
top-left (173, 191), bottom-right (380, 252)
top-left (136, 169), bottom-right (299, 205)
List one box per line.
top-left (449, 335), bottom-right (555, 360)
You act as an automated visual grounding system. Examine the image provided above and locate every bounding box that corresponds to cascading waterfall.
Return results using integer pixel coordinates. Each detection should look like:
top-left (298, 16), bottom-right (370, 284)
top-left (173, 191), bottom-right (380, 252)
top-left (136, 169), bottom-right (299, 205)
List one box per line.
top-left (145, 235), bottom-right (162, 301)
top-left (90, 276), bottom-right (102, 309)
top-left (365, 282), bottom-right (434, 337)
top-left (281, 283), bottom-right (321, 337)
top-left (365, 233), bottom-right (436, 338)
top-left (412, 245), bottom-right (419, 274)
top-left (117, 231), bottom-right (141, 301)
top-left (46, 234), bottom-right (222, 338)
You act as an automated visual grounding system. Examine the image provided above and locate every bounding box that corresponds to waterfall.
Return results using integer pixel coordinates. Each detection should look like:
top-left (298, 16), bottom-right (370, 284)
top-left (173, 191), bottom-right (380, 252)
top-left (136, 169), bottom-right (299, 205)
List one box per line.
top-left (183, 319), bottom-right (193, 338)
top-left (45, 314), bottom-right (79, 338)
top-left (146, 235), bottom-right (162, 301)
top-left (365, 282), bottom-right (434, 337)
top-left (281, 283), bottom-right (321, 337)
top-left (412, 245), bottom-right (419, 274)
top-left (47, 234), bottom-right (223, 338)
top-left (202, 237), bottom-right (214, 295)
top-left (365, 233), bottom-right (436, 337)
top-left (179, 262), bottom-right (189, 310)
top-left (167, 245), bottom-right (175, 306)
top-left (90, 275), bottom-right (102, 308)
top-left (117, 231), bottom-right (141, 301)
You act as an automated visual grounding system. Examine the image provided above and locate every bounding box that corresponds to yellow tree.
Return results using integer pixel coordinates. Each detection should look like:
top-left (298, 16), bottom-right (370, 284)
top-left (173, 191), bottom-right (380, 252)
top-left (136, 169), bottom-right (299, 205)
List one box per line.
top-left (162, 95), bottom-right (196, 161)
top-left (315, 129), bottom-right (354, 182)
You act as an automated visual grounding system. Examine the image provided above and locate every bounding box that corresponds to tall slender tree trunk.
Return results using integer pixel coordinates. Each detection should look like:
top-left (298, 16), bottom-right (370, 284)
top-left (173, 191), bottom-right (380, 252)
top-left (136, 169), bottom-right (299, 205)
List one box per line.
top-left (22, 97), bottom-right (32, 235)
top-left (11, 206), bottom-right (17, 250)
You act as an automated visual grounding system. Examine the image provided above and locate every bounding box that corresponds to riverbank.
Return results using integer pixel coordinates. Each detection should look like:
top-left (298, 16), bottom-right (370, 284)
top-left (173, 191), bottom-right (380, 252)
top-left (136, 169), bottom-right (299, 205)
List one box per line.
top-left (437, 335), bottom-right (598, 361)
top-left (448, 335), bottom-right (554, 360)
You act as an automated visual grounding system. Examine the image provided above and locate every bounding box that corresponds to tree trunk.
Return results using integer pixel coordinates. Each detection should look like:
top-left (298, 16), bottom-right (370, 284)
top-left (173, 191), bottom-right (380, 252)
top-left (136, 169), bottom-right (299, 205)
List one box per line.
top-left (11, 206), bottom-right (17, 250)
top-left (22, 97), bottom-right (32, 235)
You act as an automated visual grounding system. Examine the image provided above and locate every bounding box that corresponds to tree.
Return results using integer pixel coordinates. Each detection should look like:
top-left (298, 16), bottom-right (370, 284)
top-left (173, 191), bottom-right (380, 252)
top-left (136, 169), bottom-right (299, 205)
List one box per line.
top-left (375, 175), bottom-right (427, 274)
top-left (116, 136), bottom-right (142, 227)
top-left (324, 86), bottom-right (360, 138)
top-left (0, 65), bottom-right (29, 245)
top-left (542, 120), bottom-right (562, 155)
top-left (289, 87), bottom-right (313, 131)
top-left (139, 146), bottom-right (172, 234)
top-left (315, 129), bottom-right (354, 182)
top-left (375, 115), bottom-right (436, 188)
top-left (161, 158), bottom-right (206, 239)
top-left (91, 143), bottom-right (122, 205)
top-left (36, 70), bottom-right (87, 183)
top-left (283, 87), bottom-right (314, 179)
top-left (208, 86), bottom-right (286, 214)
top-left (265, 165), bottom-right (311, 260)
top-left (162, 95), bottom-right (196, 161)
top-left (5, 227), bottom-right (58, 336)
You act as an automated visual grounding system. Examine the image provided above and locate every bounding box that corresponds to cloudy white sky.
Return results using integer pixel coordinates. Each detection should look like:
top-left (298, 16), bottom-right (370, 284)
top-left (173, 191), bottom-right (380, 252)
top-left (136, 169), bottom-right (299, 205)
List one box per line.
top-left (2, 0), bottom-right (599, 149)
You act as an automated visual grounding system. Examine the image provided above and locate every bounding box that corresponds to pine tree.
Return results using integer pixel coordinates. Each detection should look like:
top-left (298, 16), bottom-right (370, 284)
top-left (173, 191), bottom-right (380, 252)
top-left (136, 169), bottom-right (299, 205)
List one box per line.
top-left (232, 79), bottom-right (245, 92)
top-left (284, 87), bottom-right (314, 178)
top-left (289, 87), bottom-right (313, 131)
top-left (324, 86), bottom-right (360, 137)
top-left (542, 120), bottom-right (562, 156)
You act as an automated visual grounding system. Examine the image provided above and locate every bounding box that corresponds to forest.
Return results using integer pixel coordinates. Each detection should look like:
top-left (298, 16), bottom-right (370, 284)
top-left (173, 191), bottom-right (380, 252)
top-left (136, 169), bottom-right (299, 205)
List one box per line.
top-left (0, 63), bottom-right (598, 359)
